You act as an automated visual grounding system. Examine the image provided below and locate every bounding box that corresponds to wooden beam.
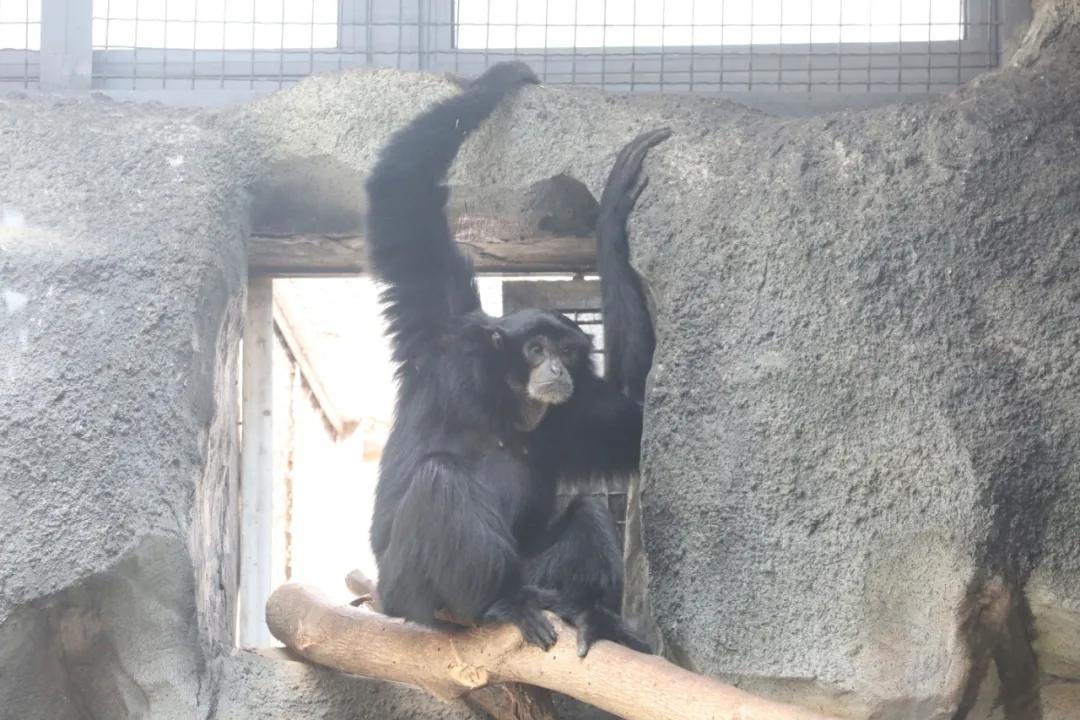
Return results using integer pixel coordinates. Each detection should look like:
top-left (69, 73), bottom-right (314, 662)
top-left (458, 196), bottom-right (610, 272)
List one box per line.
top-left (248, 230), bottom-right (596, 276)
top-left (239, 277), bottom-right (275, 648)
top-left (247, 159), bottom-right (599, 276)
top-left (502, 278), bottom-right (601, 313)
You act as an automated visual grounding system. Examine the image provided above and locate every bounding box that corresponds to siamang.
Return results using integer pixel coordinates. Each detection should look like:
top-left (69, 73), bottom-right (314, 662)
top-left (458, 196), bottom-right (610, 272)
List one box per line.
top-left (366, 61), bottom-right (670, 656)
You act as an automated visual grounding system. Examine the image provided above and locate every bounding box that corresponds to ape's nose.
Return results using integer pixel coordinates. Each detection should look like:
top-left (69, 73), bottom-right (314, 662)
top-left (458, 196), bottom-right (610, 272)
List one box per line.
top-left (550, 361), bottom-right (563, 375)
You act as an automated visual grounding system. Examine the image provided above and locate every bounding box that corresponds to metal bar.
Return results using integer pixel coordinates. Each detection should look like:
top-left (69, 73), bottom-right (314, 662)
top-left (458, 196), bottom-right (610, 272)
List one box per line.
top-left (749, 0), bottom-right (755, 91)
top-left (133, 0), bottom-right (139, 90)
top-left (24, 0), bottom-right (31, 87)
top-left (897, 0), bottom-right (903, 91)
top-left (865, 0), bottom-right (871, 92)
top-left (40, 0), bottom-right (93, 91)
top-left (686, 0), bottom-right (695, 92)
top-left (957, 0), bottom-right (963, 85)
top-left (190, 0), bottom-right (198, 89)
top-left (806, 0), bottom-right (812, 92)
top-left (250, 0), bottom-right (256, 89)
top-left (279, 0), bottom-right (286, 86)
top-left (162, 0), bottom-right (168, 88)
top-left (397, 0), bottom-right (404, 67)
top-left (629, 0), bottom-right (635, 91)
top-left (541, 0), bottom-right (549, 80)
top-left (483, 0), bottom-right (490, 71)
top-left (600, 0), bottom-right (606, 89)
top-left (366, 0), bottom-right (374, 66)
top-left (719, 0), bottom-right (724, 91)
top-left (418, 0), bottom-right (426, 68)
top-left (571, 0), bottom-right (578, 84)
top-left (221, 0), bottom-right (227, 89)
top-left (777, 0), bottom-right (786, 92)
top-left (836, 0), bottom-right (842, 91)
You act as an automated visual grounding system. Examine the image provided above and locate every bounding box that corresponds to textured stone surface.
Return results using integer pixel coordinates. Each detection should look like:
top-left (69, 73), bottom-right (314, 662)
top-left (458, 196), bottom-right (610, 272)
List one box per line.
top-left (1, 2), bottom-right (1079, 718)
top-left (0, 94), bottom-right (246, 718)
top-left (628, 8), bottom-right (1080, 719)
top-left (211, 650), bottom-right (480, 719)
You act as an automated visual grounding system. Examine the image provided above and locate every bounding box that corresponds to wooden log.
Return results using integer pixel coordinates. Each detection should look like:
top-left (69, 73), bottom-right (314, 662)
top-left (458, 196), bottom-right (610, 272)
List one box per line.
top-left (247, 158), bottom-right (600, 276)
top-left (266, 582), bottom-right (843, 720)
top-left (247, 231), bottom-right (596, 276)
top-left (342, 570), bottom-right (555, 719)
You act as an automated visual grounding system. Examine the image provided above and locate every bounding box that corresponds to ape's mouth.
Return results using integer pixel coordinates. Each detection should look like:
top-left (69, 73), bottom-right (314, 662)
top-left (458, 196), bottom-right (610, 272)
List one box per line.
top-left (528, 380), bottom-right (573, 405)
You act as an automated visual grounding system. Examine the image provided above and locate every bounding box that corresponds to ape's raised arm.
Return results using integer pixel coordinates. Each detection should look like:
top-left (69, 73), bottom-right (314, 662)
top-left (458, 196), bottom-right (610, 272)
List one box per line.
top-left (597, 128), bottom-right (672, 404)
top-left (365, 63), bottom-right (538, 366)
top-left (542, 129), bottom-right (671, 479)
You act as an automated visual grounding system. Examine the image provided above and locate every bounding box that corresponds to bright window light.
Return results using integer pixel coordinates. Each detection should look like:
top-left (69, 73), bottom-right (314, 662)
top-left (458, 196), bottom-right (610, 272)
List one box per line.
top-left (454, 0), bottom-right (965, 50)
top-left (0, 0), bottom-right (41, 51)
top-left (92, 0), bottom-right (339, 50)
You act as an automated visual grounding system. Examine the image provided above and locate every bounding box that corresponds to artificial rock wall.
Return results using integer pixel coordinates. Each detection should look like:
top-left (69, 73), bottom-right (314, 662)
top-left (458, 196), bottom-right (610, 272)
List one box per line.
top-left (1, 1), bottom-right (1079, 718)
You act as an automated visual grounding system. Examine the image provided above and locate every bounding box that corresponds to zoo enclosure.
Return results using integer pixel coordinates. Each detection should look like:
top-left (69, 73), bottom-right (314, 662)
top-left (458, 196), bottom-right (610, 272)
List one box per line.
top-left (1, 0), bottom-right (1032, 648)
top-left (3, 0), bottom-right (1030, 112)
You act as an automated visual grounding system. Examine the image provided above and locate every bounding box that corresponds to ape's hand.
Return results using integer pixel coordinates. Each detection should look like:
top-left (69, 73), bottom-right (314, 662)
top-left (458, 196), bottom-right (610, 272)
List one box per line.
top-left (599, 127), bottom-right (673, 231)
top-left (470, 61), bottom-right (540, 96)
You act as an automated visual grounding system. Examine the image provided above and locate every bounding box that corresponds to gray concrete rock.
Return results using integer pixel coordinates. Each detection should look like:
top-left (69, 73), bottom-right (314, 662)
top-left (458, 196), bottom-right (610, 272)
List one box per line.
top-left (211, 650), bottom-right (480, 719)
top-left (627, 9), bottom-right (1080, 719)
top-left (1, 1), bottom-right (1079, 718)
top-left (0, 93), bottom-right (247, 718)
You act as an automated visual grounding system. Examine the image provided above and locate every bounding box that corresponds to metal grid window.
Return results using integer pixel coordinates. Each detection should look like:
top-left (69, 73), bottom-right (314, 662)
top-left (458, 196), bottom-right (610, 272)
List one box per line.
top-left (0, 0), bottom-right (41, 89)
top-left (447, 0), bottom-right (998, 92)
top-left (92, 0), bottom-right (349, 89)
top-left (560, 307), bottom-right (605, 372)
top-left (83, 0), bottom-right (1003, 95)
top-left (455, 0), bottom-right (969, 50)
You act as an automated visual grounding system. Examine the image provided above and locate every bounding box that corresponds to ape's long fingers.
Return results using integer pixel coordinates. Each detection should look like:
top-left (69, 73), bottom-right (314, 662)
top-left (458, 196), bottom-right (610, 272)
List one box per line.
top-left (618, 128), bottom-right (673, 186)
top-left (624, 128), bottom-right (673, 171)
top-left (612, 127), bottom-right (671, 176)
top-left (602, 127), bottom-right (673, 210)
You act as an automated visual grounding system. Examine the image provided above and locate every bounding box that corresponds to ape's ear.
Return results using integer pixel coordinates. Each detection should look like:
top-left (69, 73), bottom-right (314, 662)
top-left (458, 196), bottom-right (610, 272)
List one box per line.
top-left (459, 324), bottom-right (505, 354)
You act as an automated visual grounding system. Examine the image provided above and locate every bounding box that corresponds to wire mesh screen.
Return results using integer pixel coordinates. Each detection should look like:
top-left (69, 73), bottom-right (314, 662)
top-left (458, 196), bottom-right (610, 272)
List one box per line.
top-left (89, 0), bottom-right (1000, 94)
top-left (448, 0), bottom-right (1000, 92)
top-left (92, 0), bottom-right (354, 89)
top-left (0, 0), bottom-right (40, 89)
top-left (566, 308), bottom-right (605, 373)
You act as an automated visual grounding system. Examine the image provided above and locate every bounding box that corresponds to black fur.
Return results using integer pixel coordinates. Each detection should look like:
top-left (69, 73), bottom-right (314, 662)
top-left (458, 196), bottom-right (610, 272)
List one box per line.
top-left (366, 61), bottom-right (670, 655)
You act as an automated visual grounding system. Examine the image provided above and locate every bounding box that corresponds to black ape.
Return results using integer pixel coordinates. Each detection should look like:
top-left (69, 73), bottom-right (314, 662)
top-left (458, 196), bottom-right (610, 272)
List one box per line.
top-left (366, 61), bottom-right (670, 656)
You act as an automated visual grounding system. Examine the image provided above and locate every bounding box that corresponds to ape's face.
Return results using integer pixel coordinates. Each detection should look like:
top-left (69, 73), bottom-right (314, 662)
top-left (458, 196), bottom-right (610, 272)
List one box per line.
top-left (521, 333), bottom-right (579, 405)
top-left (494, 310), bottom-right (592, 429)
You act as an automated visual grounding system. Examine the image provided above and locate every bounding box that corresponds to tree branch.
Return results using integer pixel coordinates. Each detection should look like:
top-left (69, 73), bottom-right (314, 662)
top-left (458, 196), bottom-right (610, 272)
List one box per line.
top-left (266, 582), bottom-right (842, 720)
top-left (342, 570), bottom-right (555, 719)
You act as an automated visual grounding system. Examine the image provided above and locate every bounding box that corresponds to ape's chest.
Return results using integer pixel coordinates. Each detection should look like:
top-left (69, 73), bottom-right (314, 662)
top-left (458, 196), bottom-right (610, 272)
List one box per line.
top-left (474, 440), bottom-right (555, 533)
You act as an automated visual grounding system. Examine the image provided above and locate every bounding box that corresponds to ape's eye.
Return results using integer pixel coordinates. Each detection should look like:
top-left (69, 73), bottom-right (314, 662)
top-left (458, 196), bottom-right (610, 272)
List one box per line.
top-left (559, 343), bottom-right (576, 357)
top-left (525, 340), bottom-right (544, 357)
